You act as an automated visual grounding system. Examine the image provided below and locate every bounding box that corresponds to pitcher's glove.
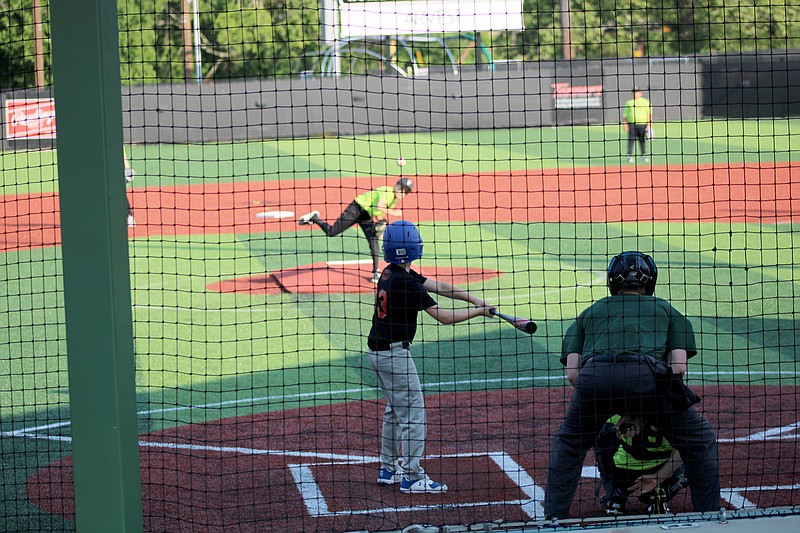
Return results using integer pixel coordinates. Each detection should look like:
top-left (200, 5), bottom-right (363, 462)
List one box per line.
top-left (374, 219), bottom-right (388, 237)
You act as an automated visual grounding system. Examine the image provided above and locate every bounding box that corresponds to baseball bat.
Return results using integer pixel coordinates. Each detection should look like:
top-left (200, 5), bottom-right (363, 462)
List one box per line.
top-left (490, 309), bottom-right (537, 335)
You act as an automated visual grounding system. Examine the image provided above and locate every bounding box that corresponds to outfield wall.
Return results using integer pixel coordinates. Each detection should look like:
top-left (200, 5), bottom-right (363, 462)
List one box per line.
top-left (2, 52), bottom-right (799, 150)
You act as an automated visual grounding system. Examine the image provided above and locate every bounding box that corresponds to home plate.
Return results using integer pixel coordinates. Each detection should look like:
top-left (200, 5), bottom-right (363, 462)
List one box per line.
top-left (256, 210), bottom-right (294, 219)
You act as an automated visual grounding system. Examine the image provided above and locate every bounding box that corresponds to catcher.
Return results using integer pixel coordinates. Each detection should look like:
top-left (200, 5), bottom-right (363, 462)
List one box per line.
top-left (595, 414), bottom-right (687, 515)
top-left (298, 177), bottom-right (413, 283)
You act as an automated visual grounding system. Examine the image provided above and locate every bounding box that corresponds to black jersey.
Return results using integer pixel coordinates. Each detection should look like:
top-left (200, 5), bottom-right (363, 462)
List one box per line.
top-left (368, 264), bottom-right (437, 346)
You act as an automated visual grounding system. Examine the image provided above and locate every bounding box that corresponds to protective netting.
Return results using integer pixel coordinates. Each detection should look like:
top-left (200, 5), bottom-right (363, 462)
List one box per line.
top-left (1, 1), bottom-right (799, 532)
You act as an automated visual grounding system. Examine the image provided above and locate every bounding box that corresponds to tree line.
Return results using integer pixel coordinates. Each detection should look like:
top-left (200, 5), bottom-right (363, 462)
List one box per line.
top-left (1, 0), bottom-right (798, 89)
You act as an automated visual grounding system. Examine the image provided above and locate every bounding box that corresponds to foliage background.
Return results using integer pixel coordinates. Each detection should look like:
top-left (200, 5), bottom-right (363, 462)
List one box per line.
top-left (1, 1), bottom-right (799, 88)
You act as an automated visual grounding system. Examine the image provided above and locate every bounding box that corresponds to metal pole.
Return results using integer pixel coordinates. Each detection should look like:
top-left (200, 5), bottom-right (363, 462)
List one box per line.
top-left (320, 0), bottom-right (341, 75)
top-left (192, 0), bottom-right (202, 83)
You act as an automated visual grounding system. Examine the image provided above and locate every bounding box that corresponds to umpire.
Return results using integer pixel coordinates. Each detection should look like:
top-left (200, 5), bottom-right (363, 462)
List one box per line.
top-left (623, 87), bottom-right (652, 163)
top-left (543, 251), bottom-right (720, 519)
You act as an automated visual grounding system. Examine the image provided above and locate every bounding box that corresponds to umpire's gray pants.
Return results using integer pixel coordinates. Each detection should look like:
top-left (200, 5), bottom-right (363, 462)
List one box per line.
top-left (369, 343), bottom-right (427, 480)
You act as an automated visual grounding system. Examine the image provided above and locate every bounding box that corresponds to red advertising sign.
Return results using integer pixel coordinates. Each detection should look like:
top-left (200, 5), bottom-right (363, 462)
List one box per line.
top-left (5, 98), bottom-right (57, 139)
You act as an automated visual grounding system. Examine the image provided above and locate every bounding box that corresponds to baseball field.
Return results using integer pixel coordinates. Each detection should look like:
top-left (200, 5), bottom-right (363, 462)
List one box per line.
top-left (1, 119), bottom-right (799, 531)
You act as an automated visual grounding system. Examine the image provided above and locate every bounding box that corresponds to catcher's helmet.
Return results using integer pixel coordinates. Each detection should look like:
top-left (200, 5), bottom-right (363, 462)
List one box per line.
top-left (383, 220), bottom-right (423, 264)
top-left (607, 251), bottom-right (658, 295)
top-left (396, 177), bottom-right (413, 193)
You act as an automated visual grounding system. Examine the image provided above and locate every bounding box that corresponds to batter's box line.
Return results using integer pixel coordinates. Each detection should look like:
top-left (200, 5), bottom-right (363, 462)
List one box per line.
top-left (723, 483), bottom-right (800, 510)
top-left (718, 421), bottom-right (800, 443)
top-left (288, 451), bottom-right (545, 520)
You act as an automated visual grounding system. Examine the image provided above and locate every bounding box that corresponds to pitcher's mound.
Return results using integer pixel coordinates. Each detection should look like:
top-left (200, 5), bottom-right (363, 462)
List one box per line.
top-left (208, 262), bottom-right (503, 295)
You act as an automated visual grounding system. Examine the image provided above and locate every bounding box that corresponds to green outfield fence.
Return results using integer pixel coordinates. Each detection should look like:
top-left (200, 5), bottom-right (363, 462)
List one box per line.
top-left (1, 2), bottom-right (799, 532)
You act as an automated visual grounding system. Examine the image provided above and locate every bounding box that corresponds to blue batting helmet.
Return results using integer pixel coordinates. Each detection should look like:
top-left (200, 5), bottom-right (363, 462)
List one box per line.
top-left (607, 251), bottom-right (658, 295)
top-left (383, 220), bottom-right (423, 264)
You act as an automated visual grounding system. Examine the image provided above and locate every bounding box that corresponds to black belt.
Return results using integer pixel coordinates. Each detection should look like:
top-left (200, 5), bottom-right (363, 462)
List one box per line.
top-left (368, 340), bottom-right (410, 351)
top-left (588, 354), bottom-right (649, 364)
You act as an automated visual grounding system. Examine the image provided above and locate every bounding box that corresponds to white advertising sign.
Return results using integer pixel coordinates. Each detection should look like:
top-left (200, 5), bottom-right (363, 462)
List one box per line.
top-left (339, 0), bottom-right (524, 38)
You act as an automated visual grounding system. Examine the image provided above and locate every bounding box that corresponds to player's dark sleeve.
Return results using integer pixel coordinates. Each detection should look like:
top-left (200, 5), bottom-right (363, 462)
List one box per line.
top-left (407, 270), bottom-right (437, 310)
top-left (666, 306), bottom-right (698, 359)
top-left (560, 321), bottom-right (583, 366)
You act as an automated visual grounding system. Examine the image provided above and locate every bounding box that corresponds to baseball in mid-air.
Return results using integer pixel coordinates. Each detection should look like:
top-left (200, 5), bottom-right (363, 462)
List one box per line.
top-left (396, 157), bottom-right (406, 167)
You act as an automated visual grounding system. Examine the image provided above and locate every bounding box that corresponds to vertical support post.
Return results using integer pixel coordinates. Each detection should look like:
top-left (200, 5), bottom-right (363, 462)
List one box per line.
top-left (560, 0), bottom-right (573, 60)
top-left (49, 1), bottom-right (143, 532)
top-left (192, 0), bottom-right (203, 83)
top-left (182, 0), bottom-right (195, 80)
top-left (320, 0), bottom-right (341, 75)
top-left (33, 0), bottom-right (46, 87)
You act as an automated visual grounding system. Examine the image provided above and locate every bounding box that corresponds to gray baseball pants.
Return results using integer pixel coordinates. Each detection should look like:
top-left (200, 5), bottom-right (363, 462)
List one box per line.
top-left (369, 343), bottom-right (427, 480)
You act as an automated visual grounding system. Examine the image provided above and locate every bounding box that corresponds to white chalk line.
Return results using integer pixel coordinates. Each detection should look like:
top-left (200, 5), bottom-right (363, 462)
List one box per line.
top-left (3, 372), bottom-right (799, 439)
top-left (1, 376), bottom-right (564, 437)
top-left (289, 451), bottom-right (545, 519)
top-left (325, 259), bottom-right (373, 265)
top-left (718, 421), bottom-right (800, 443)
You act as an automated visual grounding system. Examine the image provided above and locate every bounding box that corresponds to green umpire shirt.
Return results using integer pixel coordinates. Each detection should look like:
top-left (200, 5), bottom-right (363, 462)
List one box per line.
top-left (624, 96), bottom-right (652, 125)
top-left (560, 293), bottom-right (697, 367)
top-left (355, 186), bottom-right (398, 218)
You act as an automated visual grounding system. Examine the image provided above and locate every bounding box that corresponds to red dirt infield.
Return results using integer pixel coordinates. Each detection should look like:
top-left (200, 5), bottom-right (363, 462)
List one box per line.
top-left (25, 386), bottom-right (800, 532)
top-left (1, 162), bottom-right (798, 252)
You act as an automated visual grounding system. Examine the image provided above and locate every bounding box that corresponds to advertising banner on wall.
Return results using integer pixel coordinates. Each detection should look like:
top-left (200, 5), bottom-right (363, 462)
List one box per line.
top-left (551, 62), bottom-right (606, 125)
top-left (551, 82), bottom-right (604, 109)
top-left (4, 98), bottom-right (56, 139)
top-left (339, 0), bottom-right (524, 38)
